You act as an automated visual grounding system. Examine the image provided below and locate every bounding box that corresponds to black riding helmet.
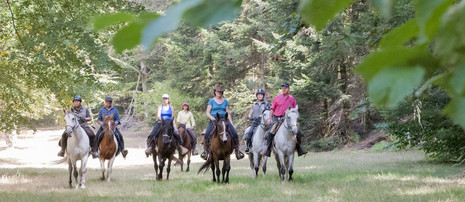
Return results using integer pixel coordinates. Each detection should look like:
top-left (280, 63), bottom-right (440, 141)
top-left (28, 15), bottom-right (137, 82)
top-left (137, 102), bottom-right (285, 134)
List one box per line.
top-left (73, 95), bottom-right (82, 102)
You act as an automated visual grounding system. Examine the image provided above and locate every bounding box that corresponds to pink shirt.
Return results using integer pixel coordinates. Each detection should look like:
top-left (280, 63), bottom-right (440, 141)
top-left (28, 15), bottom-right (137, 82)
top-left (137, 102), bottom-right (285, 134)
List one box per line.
top-left (270, 94), bottom-right (297, 117)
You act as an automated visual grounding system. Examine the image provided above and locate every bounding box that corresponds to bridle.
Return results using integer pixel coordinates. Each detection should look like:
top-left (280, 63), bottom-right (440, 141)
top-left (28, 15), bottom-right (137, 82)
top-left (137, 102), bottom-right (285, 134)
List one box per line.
top-left (284, 110), bottom-right (299, 135)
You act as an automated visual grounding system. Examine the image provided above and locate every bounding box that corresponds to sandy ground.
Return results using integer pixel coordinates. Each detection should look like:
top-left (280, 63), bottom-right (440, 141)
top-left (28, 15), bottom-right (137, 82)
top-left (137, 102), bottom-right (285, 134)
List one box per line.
top-left (0, 127), bottom-right (207, 169)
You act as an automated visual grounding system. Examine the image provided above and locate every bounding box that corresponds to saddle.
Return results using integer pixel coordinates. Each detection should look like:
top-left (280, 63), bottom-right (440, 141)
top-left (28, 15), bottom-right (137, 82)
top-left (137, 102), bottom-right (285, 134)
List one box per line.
top-left (270, 119), bottom-right (284, 135)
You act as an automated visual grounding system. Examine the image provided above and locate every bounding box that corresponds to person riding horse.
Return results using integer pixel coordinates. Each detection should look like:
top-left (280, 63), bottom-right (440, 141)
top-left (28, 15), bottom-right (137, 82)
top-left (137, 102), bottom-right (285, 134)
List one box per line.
top-left (244, 89), bottom-right (270, 153)
top-left (96, 97), bottom-right (128, 158)
top-left (144, 94), bottom-right (188, 157)
top-left (201, 83), bottom-right (245, 160)
top-left (261, 83), bottom-right (308, 157)
top-left (57, 95), bottom-right (99, 159)
top-left (177, 102), bottom-right (198, 156)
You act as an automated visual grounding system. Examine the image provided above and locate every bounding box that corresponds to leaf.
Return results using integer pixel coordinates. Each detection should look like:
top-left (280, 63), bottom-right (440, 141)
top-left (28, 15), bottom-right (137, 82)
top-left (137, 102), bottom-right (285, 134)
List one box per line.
top-left (299, 0), bottom-right (355, 31)
top-left (378, 19), bottom-right (418, 49)
top-left (92, 12), bottom-right (135, 30)
top-left (112, 23), bottom-right (143, 54)
top-left (443, 96), bottom-right (465, 129)
top-left (368, 0), bottom-right (394, 18)
top-left (356, 46), bottom-right (425, 82)
top-left (415, 0), bottom-right (454, 44)
top-left (141, 0), bottom-right (203, 49)
top-left (182, 0), bottom-right (242, 27)
top-left (368, 65), bottom-right (425, 108)
top-left (435, 1), bottom-right (465, 66)
top-left (449, 60), bottom-right (465, 96)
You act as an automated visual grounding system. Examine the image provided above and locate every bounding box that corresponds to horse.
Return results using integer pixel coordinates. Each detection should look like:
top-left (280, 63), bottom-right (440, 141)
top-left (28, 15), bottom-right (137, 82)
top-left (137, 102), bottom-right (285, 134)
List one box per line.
top-left (55, 109), bottom-right (90, 189)
top-left (273, 105), bottom-right (299, 181)
top-left (248, 110), bottom-right (270, 178)
top-left (152, 118), bottom-right (177, 180)
top-left (99, 114), bottom-right (119, 181)
top-left (178, 123), bottom-right (192, 172)
top-left (198, 113), bottom-right (233, 184)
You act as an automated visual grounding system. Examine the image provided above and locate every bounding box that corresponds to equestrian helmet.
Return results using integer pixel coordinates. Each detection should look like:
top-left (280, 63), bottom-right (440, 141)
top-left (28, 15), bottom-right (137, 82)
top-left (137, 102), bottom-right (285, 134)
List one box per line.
top-left (256, 89), bottom-right (265, 96)
top-left (73, 95), bottom-right (82, 102)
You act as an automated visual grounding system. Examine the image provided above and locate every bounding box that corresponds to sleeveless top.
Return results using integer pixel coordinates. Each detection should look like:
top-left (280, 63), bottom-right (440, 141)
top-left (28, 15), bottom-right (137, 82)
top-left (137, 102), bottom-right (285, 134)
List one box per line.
top-left (160, 104), bottom-right (172, 120)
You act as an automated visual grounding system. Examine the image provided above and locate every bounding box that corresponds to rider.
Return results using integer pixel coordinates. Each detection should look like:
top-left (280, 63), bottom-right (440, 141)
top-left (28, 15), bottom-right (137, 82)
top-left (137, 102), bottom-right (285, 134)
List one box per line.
top-left (244, 89), bottom-right (270, 153)
top-left (144, 94), bottom-right (188, 157)
top-left (57, 95), bottom-right (99, 159)
top-left (96, 97), bottom-right (128, 158)
top-left (201, 83), bottom-right (245, 160)
top-left (177, 102), bottom-right (199, 155)
top-left (260, 83), bottom-right (308, 157)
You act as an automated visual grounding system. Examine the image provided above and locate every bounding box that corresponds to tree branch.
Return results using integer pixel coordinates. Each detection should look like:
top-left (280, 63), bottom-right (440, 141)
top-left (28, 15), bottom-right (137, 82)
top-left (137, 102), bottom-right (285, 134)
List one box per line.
top-left (6, 0), bottom-right (24, 47)
top-left (108, 55), bottom-right (143, 74)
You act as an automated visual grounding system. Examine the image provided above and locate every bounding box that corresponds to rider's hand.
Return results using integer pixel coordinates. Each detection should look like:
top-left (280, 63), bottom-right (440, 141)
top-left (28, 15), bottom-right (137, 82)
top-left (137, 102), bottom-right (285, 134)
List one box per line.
top-left (267, 119), bottom-right (271, 125)
top-left (210, 117), bottom-right (216, 121)
top-left (259, 115), bottom-right (263, 118)
top-left (248, 116), bottom-right (253, 120)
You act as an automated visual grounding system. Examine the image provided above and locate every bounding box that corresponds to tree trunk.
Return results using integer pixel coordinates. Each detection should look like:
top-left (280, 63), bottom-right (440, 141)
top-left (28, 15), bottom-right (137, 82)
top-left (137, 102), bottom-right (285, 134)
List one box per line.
top-left (141, 61), bottom-right (148, 118)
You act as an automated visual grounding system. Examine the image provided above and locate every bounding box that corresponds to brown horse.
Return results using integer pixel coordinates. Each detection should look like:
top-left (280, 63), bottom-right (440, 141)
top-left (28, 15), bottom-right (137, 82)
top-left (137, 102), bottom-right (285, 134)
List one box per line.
top-left (99, 114), bottom-right (118, 181)
top-left (152, 118), bottom-right (176, 180)
top-left (198, 113), bottom-right (233, 183)
top-left (178, 123), bottom-right (192, 172)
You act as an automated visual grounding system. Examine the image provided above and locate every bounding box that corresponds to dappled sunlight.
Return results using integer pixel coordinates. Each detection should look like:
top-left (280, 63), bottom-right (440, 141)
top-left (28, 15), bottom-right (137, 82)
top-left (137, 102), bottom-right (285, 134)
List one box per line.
top-left (0, 173), bottom-right (31, 185)
top-left (402, 186), bottom-right (439, 196)
top-left (370, 173), bottom-right (463, 185)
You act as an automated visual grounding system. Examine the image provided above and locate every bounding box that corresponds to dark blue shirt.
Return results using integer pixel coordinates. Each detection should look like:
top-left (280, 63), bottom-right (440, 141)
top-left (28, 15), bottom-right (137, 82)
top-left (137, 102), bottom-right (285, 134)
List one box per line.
top-left (98, 106), bottom-right (121, 126)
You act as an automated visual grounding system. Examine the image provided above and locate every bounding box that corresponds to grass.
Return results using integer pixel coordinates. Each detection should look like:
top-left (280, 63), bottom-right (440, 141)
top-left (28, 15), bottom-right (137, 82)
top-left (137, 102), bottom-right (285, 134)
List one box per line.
top-left (1, 150), bottom-right (465, 202)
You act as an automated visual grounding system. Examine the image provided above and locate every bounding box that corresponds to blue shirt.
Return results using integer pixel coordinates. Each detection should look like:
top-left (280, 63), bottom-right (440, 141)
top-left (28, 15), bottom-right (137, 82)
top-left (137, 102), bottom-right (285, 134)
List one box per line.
top-left (208, 98), bottom-right (229, 118)
top-left (160, 104), bottom-right (172, 120)
top-left (98, 106), bottom-right (121, 126)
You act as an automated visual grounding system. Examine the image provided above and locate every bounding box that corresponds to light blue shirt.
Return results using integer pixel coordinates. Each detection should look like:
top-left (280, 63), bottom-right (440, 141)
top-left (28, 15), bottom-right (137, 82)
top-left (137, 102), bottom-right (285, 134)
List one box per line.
top-left (208, 98), bottom-right (229, 118)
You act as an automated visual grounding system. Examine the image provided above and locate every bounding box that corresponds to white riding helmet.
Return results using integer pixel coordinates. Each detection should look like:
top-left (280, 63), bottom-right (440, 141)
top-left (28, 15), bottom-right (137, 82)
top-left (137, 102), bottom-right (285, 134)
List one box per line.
top-left (162, 94), bottom-right (170, 99)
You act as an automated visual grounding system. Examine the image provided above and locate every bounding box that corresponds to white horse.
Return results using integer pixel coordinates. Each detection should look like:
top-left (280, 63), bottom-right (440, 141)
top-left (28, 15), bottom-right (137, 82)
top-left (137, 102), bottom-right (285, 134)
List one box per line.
top-left (55, 109), bottom-right (90, 189)
top-left (248, 110), bottom-right (270, 178)
top-left (273, 105), bottom-right (299, 181)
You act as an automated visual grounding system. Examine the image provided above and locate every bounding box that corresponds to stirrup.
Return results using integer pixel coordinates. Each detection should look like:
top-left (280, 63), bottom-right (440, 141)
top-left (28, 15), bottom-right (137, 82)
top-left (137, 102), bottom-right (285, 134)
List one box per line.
top-left (200, 151), bottom-right (207, 160)
top-left (57, 150), bottom-right (65, 157)
top-left (145, 147), bottom-right (152, 157)
top-left (235, 150), bottom-right (244, 160)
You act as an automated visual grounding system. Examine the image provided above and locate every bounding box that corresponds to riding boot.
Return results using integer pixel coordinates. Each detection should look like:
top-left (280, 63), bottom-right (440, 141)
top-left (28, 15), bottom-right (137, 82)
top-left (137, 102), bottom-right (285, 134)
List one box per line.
top-left (260, 132), bottom-right (275, 157)
top-left (188, 130), bottom-right (198, 155)
top-left (296, 131), bottom-right (308, 156)
top-left (234, 141), bottom-right (245, 160)
top-left (177, 142), bottom-right (189, 155)
top-left (116, 131), bottom-right (128, 158)
top-left (245, 138), bottom-right (252, 154)
top-left (57, 132), bottom-right (68, 157)
top-left (90, 135), bottom-right (99, 159)
top-left (200, 138), bottom-right (210, 160)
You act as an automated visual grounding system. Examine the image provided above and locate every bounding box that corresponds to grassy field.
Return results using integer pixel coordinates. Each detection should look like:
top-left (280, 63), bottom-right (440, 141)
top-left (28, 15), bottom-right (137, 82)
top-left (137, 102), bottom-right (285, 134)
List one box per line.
top-left (1, 128), bottom-right (465, 201)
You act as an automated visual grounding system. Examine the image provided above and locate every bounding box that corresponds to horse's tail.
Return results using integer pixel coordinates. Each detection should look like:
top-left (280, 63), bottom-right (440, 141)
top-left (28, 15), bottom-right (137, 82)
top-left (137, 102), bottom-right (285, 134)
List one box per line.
top-left (53, 157), bottom-right (68, 164)
top-left (197, 156), bottom-right (212, 174)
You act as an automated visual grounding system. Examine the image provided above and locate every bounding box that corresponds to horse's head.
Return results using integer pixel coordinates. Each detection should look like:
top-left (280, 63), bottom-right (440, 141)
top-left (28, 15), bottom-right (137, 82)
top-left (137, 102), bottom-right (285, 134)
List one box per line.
top-left (103, 114), bottom-right (115, 138)
top-left (215, 112), bottom-right (229, 143)
top-left (63, 109), bottom-right (79, 137)
top-left (285, 105), bottom-right (299, 135)
top-left (261, 110), bottom-right (270, 126)
top-left (160, 117), bottom-right (174, 144)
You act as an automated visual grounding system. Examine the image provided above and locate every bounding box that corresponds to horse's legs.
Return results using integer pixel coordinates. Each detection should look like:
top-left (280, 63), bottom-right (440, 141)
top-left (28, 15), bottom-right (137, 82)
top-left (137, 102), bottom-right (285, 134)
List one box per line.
top-left (221, 160), bottom-right (226, 183)
top-left (274, 153), bottom-right (282, 179)
top-left (248, 153), bottom-right (254, 177)
top-left (186, 152), bottom-right (191, 172)
top-left (225, 157), bottom-right (231, 184)
top-left (278, 152), bottom-right (286, 181)
top-left (153, 154), bottom-right (159, 180)
top-left (211, 159), bottom-right (216, 182)
top-left (180, 155), bottom-right (184, 172)
top-left (288, 154), bottom-right (294, 181)
top-left (254, 153), bottom-right (260, 177)
top-left (263, 156), bottom-right (268, 176)
top-left (100, 159), bottom-right (105, 180)
top-left (107, 157), bottom-right (116, 182)
top-left (80, 158), bottom-right (88, 188)
top-left (167, 158), bottom-right (172, 180)
top-left (215, 159), bottom-right (220, 184)
top-left (157, 156), bottom-right (164, 180)
top-left (68, 162), bottom-right (73, 188)
top-left (73, 163), bottom-right (79, 189)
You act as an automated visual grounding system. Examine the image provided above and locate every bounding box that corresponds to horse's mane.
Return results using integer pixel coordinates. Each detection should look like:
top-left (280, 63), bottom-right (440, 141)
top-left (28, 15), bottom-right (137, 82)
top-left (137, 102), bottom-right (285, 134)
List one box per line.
top-left (285, 105), bottom-right (299, 117)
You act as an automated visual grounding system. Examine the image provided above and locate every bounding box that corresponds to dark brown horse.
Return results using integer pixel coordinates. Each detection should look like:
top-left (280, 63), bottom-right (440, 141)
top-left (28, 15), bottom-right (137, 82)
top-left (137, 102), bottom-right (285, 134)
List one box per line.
top-left (198, 113), bottom-right (233, 183)
top-left (152, 118), bottom-right (176, 180)
top-left (178, 123), bottom-right (192, 172)
top-left (99, 114), bottom-right (118, 181)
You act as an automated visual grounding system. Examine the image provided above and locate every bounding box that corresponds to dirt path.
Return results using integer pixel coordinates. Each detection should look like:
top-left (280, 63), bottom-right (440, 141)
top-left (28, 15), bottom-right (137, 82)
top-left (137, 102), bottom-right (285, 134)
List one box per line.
top-left (0, 127), bottom-right (206, 169)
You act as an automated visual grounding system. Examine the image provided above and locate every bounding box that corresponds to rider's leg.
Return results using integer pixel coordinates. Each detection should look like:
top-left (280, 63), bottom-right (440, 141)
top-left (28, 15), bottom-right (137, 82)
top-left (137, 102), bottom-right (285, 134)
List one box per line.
top-left (115, 128), bottom-right (128, 158)
top-left (57, 131), bottom-right (68, 157)
top-left (187, 129), bottom-right (198, 155)
top-left (227, 122), bottom-right (244, 160)
top-left (145, 121), bottom-right (161, 157)
top-left (200, 121), bottom-right (214, 160)
top-left (261, 118), bottom-right (278, 157)
top-left (173, 128), bottom-right (188, 155)
top-left (295, 129), bottom-right (308, 156)
top-left (81, 124), bottom-right (99, 159)
top-left (96, 126), bottom-right (104, 145)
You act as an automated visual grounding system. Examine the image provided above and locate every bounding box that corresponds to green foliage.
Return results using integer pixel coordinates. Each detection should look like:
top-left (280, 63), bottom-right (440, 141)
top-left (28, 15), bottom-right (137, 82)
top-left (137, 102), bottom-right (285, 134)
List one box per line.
top-left (183, 0), bottom-right (242, 27)
top-left (309, 135), bottom-right (342, 152)
top-left (299, 0), bottom-right (355, 30)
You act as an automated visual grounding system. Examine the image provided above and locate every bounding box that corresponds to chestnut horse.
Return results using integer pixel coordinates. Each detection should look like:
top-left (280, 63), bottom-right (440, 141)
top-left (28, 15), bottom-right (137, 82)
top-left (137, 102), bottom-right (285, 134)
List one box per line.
top-left (178, 123), bottom-right (192, 172)
top-left (99, 114), bottom-right (118, 181)
top-left (198, 113), bottom-right (233, 183)
top-left (151, 118), bottom-right (176, 180)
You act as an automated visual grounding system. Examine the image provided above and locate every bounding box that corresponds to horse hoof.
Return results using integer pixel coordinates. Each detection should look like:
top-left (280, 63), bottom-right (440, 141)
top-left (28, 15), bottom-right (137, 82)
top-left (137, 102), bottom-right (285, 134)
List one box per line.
top-left (100, 177), bottom-right (105, 181)
top-left (81, 185), bottom-right (86, 189)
